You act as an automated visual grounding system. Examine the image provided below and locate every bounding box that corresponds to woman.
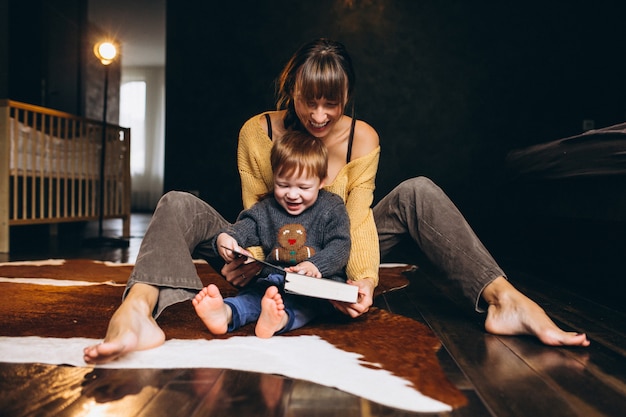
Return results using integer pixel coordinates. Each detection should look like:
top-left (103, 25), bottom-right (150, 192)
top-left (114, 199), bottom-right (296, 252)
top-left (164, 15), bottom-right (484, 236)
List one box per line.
top-left (84, 38), bottom-right (588, 365)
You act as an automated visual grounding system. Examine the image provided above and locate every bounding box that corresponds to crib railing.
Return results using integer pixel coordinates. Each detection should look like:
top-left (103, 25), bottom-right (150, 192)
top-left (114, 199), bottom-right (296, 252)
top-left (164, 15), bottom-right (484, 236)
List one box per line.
top-left (0, 99), bottom-right (131, 252)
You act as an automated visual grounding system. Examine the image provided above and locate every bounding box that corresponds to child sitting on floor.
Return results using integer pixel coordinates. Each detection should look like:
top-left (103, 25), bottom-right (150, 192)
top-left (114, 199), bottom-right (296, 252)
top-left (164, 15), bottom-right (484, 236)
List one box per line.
top-left (192, 130), bottom-right (351, 338)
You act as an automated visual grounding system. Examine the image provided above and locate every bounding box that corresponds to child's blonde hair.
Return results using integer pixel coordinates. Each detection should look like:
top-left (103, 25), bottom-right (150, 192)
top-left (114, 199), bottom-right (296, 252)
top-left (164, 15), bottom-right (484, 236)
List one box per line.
top-left (271, 130), bottom-right (328, 181)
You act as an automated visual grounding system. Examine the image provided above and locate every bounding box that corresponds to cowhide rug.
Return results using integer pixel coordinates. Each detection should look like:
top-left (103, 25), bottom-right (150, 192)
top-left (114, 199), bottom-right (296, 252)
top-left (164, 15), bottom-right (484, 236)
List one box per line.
top-left (0, 259), bottom-right (467, 413)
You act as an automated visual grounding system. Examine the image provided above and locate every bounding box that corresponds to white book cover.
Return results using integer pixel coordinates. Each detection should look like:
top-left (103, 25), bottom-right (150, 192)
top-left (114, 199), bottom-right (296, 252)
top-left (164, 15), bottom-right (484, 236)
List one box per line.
top-left (284, 272), bottom-right (358, 303)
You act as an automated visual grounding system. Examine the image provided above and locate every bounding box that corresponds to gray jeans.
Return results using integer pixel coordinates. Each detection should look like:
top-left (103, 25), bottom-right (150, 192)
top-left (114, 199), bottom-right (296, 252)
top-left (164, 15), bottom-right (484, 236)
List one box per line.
top-left (125, 191), bottom-right (229, 317)
top-left (127, 177), bottom-right (503, 317)
top-left (374, 177), bottom-right (504, 312)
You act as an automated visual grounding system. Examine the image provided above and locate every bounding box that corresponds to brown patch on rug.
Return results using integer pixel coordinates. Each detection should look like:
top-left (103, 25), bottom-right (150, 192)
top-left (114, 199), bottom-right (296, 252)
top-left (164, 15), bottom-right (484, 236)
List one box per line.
top-left (0, 260), bottom-right (466, 408)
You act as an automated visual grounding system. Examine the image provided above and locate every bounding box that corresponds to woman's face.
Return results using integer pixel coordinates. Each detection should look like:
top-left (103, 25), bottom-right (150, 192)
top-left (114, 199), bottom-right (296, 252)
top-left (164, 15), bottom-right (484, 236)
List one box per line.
top-left (293, 93), bottom-right (345, 139)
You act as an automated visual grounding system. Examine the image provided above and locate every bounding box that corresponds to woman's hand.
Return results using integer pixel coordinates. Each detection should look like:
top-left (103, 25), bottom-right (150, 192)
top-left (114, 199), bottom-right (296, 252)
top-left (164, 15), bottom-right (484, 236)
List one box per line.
top-left (220, 251), bottom-right (263, 287)
top-left (329, 277), bottom-right (376, 318)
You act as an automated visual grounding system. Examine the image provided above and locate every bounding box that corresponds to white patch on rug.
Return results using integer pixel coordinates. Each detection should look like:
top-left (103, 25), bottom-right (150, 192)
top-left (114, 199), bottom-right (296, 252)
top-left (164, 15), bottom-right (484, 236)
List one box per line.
top-left (0, 259), bottom-right (66, 267)
top-left (95, 259), bottom-right (210, 267)
top-left (0, 277), bottom-right (125, 286)
top-left (94, 260), bottom-right (135, 267)
top-left (380, 262), bottom-right (414, 269)
top-left (0, 335), bottom-right (450, 413)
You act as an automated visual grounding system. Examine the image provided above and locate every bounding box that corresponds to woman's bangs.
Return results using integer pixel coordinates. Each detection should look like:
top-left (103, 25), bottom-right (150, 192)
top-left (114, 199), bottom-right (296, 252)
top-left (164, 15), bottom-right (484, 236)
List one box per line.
top-left (298, 61), bottom-right (346, 103)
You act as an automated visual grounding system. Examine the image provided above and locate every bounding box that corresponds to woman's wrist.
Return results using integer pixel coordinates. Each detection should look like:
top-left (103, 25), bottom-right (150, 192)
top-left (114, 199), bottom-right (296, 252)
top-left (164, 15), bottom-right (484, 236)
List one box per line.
top-left (350, 276), bottom-right (377, 294)
top-left (351, 276), bottom-right (377, 287)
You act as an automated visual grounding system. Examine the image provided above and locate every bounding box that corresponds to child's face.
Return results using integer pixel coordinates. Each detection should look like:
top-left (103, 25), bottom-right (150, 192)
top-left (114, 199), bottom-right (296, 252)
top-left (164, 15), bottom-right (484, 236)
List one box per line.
top-left (273, 170), bottom-right (324, 216)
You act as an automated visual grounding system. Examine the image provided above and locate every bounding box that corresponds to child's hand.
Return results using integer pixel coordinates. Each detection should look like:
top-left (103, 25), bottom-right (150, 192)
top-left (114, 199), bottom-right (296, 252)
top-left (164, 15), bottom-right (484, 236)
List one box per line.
top-left (285, 261), bottom-right (321, 278)
top-left (216, 233), bottom-right (244, 262)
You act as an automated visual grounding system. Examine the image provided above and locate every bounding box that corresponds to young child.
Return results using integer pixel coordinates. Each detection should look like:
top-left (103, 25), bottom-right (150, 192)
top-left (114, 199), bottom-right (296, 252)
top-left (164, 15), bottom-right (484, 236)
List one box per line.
top-left (192, 129), bottom-right (351, 338)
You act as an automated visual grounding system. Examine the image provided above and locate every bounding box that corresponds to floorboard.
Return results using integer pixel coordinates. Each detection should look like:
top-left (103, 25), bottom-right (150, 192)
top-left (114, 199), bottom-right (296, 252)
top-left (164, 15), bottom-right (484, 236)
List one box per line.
top-left (402, 264), bottom-right (626, 417)
top-left (1, 213), bottom-right (625, 416)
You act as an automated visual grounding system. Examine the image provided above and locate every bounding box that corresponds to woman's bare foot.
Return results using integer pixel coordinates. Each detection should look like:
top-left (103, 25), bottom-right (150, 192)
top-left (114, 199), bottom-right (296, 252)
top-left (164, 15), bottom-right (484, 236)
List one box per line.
top-left (483, 277), bottom-right (590, 347)
top-left (256, 286), bottom-right (288, 338)
top-left (83, 283), bottom-right (166, 364)
top-left (192, 284), bottom-right (231, 335)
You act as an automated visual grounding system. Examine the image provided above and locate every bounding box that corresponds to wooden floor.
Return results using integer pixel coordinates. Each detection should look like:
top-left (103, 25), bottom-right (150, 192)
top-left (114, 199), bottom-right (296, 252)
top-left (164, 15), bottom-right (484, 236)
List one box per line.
top-left (1, 214), bottom-right (625, 417)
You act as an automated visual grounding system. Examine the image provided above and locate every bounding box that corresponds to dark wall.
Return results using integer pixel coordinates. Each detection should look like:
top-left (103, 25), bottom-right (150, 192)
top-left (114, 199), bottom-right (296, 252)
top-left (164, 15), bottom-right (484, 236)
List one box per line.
top-left (0, 0), bottom-right (120, 122)
top-left (0, 0), bottom-right (7, 99)
top-left (165, 1), bottom-right (626, 227)
top-left (5, 0), bottom-right (82, 114)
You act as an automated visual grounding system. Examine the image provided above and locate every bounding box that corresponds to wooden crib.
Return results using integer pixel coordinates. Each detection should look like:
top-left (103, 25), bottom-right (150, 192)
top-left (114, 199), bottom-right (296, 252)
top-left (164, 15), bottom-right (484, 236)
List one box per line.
top-left (0, 100), bottom-right (131, 253)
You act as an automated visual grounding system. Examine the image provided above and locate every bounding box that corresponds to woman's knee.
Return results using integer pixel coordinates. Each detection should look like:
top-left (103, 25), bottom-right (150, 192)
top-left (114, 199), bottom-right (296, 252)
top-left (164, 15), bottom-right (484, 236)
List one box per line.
top-left (157, 190), bottom-right (202, 212)
top-left (396, 176), bottom-right (441, 198)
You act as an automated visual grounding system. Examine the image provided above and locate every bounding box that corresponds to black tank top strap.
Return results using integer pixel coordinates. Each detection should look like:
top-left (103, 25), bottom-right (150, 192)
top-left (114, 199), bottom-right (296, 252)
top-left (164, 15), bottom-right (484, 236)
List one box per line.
top-left (265, 113), bottom-right (273, 140)
top-left (346, 107), bottom-right (356, 163)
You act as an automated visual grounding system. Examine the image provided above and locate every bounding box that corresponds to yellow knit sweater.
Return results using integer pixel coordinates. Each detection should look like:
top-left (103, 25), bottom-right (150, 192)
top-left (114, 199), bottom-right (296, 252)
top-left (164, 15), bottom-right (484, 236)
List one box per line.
top-left (238, 113), bottom-right (381, 285)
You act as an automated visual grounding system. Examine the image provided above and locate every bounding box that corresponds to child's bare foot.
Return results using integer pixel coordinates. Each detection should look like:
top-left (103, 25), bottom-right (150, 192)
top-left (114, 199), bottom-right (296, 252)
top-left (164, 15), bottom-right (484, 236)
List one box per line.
top-left (83, 283), bottom-right (165, 365)
top-left (192, 284), bottom-right (231, 335)
top-left (483, 277), bottom-right (590, 347)
top-left (256, 286), bottom-right (288, 338)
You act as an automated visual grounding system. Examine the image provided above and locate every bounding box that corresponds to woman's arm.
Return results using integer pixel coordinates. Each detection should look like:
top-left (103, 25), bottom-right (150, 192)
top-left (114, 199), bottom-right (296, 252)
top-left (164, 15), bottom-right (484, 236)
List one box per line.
top-left (332, 151), bottom-right (380, 317)
top-left (221, 114), bottom-right (275, 285)
top-left (237, 113), bottom-right (274, 210)
top-left (326, 121), bottom-right (381, 317)
top-left (325, 145), bottom-right (381, 285)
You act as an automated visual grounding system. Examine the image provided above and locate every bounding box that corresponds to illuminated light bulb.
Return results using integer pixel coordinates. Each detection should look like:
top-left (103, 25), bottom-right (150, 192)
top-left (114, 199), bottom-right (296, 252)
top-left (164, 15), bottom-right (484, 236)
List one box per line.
top-left (94, 41), bottom-right (117, 65)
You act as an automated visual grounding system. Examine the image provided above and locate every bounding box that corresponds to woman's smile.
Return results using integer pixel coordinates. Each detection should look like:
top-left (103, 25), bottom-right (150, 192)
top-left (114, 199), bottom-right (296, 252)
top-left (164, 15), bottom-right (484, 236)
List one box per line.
top-left (310, 120), bottom-right (329, 129)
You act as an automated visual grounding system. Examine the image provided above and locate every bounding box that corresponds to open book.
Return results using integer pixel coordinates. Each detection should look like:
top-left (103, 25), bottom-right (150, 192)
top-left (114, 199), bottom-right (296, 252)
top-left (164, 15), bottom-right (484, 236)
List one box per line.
top-left (221, 246), bottom-right (358, 303)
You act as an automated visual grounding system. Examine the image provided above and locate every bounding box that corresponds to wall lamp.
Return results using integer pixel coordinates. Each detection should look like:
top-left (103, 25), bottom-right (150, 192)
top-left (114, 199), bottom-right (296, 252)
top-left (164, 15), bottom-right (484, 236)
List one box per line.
top-left (93, 41), bottom-right (117, 65)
